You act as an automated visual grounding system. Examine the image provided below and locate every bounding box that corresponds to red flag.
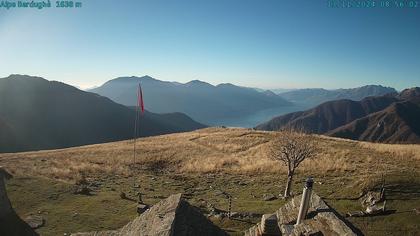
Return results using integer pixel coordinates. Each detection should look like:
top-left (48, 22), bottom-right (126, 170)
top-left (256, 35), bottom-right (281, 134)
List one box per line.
top-left (138, 84), bottom-right (144, 113)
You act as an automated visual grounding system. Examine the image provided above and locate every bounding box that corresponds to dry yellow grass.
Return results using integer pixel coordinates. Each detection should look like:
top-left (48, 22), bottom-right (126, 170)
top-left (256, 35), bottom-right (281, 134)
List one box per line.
top-left (358, 141), bottom-right (420, 160)
top-left (0, 127), bottom-right (419, 182)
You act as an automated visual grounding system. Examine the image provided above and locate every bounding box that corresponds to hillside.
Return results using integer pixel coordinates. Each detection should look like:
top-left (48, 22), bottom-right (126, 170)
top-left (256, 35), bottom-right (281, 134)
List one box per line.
top-left (256, 95), bottom-right (398, 133)
top-left (257, 88), bottom-right (420, 143)
top-left (89, 76), bottom-right (291, 125)
top-left (0, 75), bottom-right (205, 153)
top-left (278, 85), bottom-right (397, 106)
top-left (0, 128), bottom-right (419, 235)
top-left (329, 91), bottom-right (420, 143)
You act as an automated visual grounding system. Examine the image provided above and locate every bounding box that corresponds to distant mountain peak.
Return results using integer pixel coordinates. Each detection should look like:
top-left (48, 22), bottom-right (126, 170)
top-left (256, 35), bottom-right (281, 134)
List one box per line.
top-left (103, 75), bottom-right (158, 85)
top-left (278, 84), bottom-right (397, 105)
top-left (262, 90), bottom-right (277, 96)
top-left (4, 74), bottom-right (47, 81)
top-left (398, 87), bottom-right (420, 100)
top-left (216, 83), bottom-right (238, 89)
top-left (140, 75), bottom-right (155, 80)
top-left (185, 80), bottom-right (214, 87)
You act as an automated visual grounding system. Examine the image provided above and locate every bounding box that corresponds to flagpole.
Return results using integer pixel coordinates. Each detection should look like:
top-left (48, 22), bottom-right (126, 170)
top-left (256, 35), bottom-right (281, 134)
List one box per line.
top-left (133, 84), bottom-right (140, 189)
top-left (133, 83), bottom-right (144, 204)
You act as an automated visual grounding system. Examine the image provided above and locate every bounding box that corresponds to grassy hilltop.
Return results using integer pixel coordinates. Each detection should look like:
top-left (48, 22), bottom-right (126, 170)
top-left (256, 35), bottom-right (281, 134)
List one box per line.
top-left (1, 127), bottom-right (419, 235)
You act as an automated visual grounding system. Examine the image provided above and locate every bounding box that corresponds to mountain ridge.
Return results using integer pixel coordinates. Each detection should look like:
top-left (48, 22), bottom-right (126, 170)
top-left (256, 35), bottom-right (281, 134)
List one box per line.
top-left (256, 88), bottom-right (420, 143)
top-left (0, 75), bottom-right (205, 153)
top-left (256, 95), bottom-right (399, 134)
top-left (328, 100), bottom-right (420, 143)
top-left (90, 75), bottom-right (291, 125)
top-left (277, 85), bottom-right (397, 106)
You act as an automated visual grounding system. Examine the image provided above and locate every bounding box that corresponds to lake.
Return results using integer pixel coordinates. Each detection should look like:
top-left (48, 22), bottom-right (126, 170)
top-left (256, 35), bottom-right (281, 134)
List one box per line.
top-left (208, 104), bottom-right (309, 128)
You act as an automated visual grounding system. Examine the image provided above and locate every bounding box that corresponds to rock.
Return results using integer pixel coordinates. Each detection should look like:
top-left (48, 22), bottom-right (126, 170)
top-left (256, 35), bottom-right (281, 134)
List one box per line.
top-left (346, 211), bottom-right (366, 217)
top-left (48, 193), bottom-right (60, 200)
top-left (136, 204), bottom-right (149, 214)
top-left (0, 167), bottom-right (13, 218)
top-left (260, 214), bottom-right (280, 235)
top-left (194, 187), bottom-right (205, 191)
top-left (236, 212), bottom-right (261, 219)
top-left (0, 166), bottom-right (38, 236)
top-left (24, 215), bottom-right (44, 229)
top-left (73, 193), bottom-right (227, 236)
top-left (152, 195), bottom-right (165, 199)
top-left (119, 192), bottom-right (127, 199)
top-left (73, 185), bottom-right (92, 195)
top-left (232, 180), bottom-right (247, 186)
top-left (262, 193), bottom-right (277, 201)
top-left (214, 190), bottom-right (226, 196)
top-left (88, 181), bottom-right (101, 188)
top-left (365, 201), bottom-right (386, 215)
top-left (245, 192), bottom-right (358, 236)
top-left (230, 212), bottom-right (239, 218)
top-left (360, 191), bottom-right (381, 207)
top-left (213, 214), bottom-right (223, 219)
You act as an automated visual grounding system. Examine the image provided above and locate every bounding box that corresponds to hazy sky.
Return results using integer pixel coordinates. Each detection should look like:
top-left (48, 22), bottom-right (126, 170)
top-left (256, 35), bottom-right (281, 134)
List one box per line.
top-left (0, 0), bottom-right (419, 90)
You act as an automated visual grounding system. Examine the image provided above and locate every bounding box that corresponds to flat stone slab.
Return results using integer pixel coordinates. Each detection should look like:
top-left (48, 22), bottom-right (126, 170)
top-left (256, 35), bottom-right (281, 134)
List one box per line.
top-left (245, 192), bottom-right (358, 236)
top-left (24, 215), bottom-right (44, 229)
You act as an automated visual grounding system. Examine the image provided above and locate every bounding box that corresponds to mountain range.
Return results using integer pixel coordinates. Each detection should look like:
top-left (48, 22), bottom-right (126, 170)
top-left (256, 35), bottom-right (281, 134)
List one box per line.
top-left (1, 73), bottom-right (413, 150)
top-left (89, 76), bottom-right (291, 125)
top-left (0, 75), bottom-right (205, 153)
top-left (256, 88), bottom-right (420, 143)
top-left (277, 85), bottom-right (397, 106)
top-left (328, 88), bottom-right (420, 143)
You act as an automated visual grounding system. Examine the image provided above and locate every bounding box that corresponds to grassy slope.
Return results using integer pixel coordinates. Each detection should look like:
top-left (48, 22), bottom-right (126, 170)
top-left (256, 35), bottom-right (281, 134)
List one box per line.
top-left (1, 128), bottom-right (419, 235)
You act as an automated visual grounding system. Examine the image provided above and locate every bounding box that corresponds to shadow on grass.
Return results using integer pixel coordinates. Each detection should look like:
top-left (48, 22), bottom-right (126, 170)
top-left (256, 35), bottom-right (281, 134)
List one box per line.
top-left (385, 182), bottom-right (420, 200)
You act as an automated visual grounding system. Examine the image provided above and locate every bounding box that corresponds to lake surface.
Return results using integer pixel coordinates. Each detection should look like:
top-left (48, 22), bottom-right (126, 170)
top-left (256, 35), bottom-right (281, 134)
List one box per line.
top-left (210, 104), bottom-right (309, 128)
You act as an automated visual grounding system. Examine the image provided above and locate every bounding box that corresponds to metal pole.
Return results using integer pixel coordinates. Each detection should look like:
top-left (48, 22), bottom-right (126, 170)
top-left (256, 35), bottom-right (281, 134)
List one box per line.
top-left (296, 177), bottom-right (313, 225)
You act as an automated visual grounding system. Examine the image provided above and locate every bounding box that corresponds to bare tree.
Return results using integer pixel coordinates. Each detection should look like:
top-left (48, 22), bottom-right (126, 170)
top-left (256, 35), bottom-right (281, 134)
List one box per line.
top-left (269, 130), bottom-right (316, 198)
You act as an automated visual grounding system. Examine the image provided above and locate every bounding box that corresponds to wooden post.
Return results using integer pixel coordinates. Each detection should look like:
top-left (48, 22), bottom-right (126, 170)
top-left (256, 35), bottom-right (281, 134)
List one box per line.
top-left (228, 195), bottom-right (232, 219)
top-left (137, 191), bottom-right (143, 204)
top-left (380, 174), bottom-right (386, 202)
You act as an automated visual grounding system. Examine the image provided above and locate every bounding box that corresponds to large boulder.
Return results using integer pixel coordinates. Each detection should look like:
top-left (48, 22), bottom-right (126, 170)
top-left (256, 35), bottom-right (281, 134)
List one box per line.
top-left (72, 193), bottom-right (227, 236)
top-left (0, 166), bottom-right (13, 218)
top-left (0, 167), bottom-right (38, 236)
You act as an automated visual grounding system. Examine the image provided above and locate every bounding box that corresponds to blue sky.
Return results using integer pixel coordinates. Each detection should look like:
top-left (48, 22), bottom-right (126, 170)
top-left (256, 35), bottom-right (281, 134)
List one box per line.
top-left (0, 0), bottom-right (419, 90)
